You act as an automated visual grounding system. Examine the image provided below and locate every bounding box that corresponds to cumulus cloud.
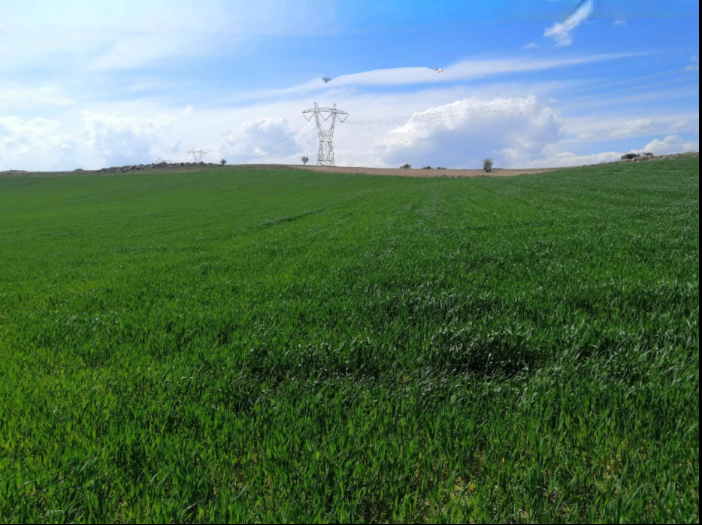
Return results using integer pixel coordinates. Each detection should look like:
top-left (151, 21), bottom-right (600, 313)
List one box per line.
top-left (0, 116), bottom-right (76, 171)
top-left (544, 0), bottom-right (594, 46)
top-left (0, 112), bottom-right (181, 171)
top-left (80, 112), bottom-right (177, 167)
top-left (218, 117), bottom-right (316, 163)
top-left (0, 75), bottom-right (696, 172)
top-left (365, 96), bottom-right (563, 168)
top-left (636, 135), bottom-right (699, 155)
top-left (510, 135), bottom-right (698, 169)
top-left (512, 146), bottom-right (623, 168)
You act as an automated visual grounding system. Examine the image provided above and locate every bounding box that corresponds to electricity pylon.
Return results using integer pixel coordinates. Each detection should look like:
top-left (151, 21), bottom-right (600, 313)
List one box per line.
top-left (188, 149), bottom-right (209, 162)
top-left (302, 103), bottom-right (348, 166)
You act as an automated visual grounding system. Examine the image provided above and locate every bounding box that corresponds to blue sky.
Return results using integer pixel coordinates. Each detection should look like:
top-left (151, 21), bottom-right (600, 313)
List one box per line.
top-left (0, 0), bottom-right (698, 170)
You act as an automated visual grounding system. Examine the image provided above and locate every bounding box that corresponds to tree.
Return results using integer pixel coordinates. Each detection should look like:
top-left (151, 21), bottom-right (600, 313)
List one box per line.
top-left (220, 159), bottom-right (227, 165)
top-left (301, 156), bottom-right (310, 166)
top-left (401, 163), bottom-right (412, 169)
top-left (483, 158), bottom-right (494, 173)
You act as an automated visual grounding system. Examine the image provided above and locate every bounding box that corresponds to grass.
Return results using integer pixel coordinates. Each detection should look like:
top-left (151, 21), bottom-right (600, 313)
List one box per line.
top-left (0, 157), bottom-right (698, 523)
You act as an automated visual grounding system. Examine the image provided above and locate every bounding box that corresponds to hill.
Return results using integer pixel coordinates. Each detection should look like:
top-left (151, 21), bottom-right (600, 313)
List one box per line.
top-left (0, 157), bottom-right (698, 523)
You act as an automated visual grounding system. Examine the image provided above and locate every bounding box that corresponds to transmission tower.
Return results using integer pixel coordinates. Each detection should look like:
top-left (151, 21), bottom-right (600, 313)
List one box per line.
top-left (302, 103), bottom-right (348, 166)
top-left (187, 149), bottom-right (209, 162)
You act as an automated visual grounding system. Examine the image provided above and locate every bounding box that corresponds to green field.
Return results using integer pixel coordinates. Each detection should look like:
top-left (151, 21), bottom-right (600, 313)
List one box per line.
top-left (0, 158), bottom-right (699, 523)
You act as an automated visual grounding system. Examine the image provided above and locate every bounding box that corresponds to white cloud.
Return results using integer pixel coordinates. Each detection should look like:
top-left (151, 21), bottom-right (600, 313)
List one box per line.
top-left (510, 135), bottom-right (699, 169)
top-left (511, 146), bottom-right (623, 168)
top-left (0, 31), bottom-right (245, 75)
top-left (0, 33), bottom-right (103, 74)
top-left (544, 0), bottom-right (594, 46)
top-left (80, 112), bottom-right (177, 167)
top-left (0, 87), bottom-right (74, 110)
top-left (524, 42), bottom-right (539, 49)
top-left (88, 35), bottom-right (222, 71)
top-left (364, 96), bottom-right (563, 168)
top-left (218, 117), bottom-right (316, 163)
top-left (0, 117), bottom-right (76, 171)
top-left (0, 67), bottom-right (696, 172)
top-left (0, 112), bottom-right (181, 171)
top-left (562, 112), bottom-right (700, 142)
top-left (0, 0), bottom-right (336, 36)
top-left (576, 132), bottom-right (599, 141)
top-left (614, 20), bottom-right (628, 27)
top-left (239, 53), bottom-right (636, 101)
top-left (669, 119), bottom-right (700, 133)
top-left (339, 54), bottom-right (633, 87)
top-left (0, 91), bottom-right (566, 170)
top-left (636, 135), bottom-right (699, 155)
top-left (610, 118), bottom-right (656, 138)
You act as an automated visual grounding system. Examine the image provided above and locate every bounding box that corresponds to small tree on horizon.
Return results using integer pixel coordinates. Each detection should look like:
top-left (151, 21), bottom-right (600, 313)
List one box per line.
top-left (301, 156), bottom-right (310, 166)
top-left (220, 159), bottom-right (227, 165)
top-left (483, 158), bottom-right (494, 173)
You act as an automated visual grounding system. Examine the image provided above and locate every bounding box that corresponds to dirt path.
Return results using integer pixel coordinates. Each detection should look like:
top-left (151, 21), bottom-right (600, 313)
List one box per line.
top-left (290, 166), bottom-right (564, 178)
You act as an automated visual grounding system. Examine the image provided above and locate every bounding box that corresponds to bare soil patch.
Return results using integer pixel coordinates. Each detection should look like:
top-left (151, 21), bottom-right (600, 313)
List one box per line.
top-left (290, 166), bottom-right (564, 178)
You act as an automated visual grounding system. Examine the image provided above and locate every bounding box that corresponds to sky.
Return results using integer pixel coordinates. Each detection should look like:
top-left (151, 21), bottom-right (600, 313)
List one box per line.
top-left (0, 0), bottom-right (699, 170)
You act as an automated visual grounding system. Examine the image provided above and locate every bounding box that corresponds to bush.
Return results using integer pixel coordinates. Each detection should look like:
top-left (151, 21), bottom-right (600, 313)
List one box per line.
top-left (621, 153), bottom-right (641, 161)
top-left (401, 163), bottom-right (412, 169)
top-left (483, 159), bottom-right (494, 173)
top-left (422, 166), bottom-right (433, 170)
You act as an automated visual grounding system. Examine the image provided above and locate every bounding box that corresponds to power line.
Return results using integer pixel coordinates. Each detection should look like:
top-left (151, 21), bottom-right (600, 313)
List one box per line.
top-left (245, 120), bottom-right (315, 163)
top-left (556, 83), bottom-right (700, 110)
top-left (251, 120), bottom-right (313, 160)
top-left (245, 124), bottom-right (324, 164)
top-left (347, 81), bottom-right (698, 126)
top-left (346, 67), bottom-right (700, 125)
top-left (551, 66), bottom-right (699, 97)
top-left (403, 76), bottom-right (699, 124)
top-left (345, 83), bottom-right (699, 128)
top-left (246, 126), bottom-right (325, 165)
top-left (549, 75), bottom-right (698, 104)
top-left (246, 68), bottom-right (698, 163)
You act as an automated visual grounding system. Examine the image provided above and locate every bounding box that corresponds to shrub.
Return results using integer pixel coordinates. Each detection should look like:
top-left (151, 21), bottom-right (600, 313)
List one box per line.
top-left (621, 153), bottom-right (641, 161)
top-left (422, 166), bottom-right (433, 170)
top-left (401, 164), bottom-right (412, 169)
top-left (483, 159), bottom-right (494, 173)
